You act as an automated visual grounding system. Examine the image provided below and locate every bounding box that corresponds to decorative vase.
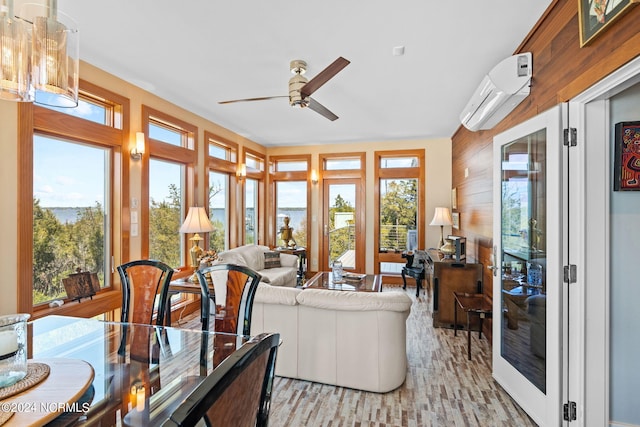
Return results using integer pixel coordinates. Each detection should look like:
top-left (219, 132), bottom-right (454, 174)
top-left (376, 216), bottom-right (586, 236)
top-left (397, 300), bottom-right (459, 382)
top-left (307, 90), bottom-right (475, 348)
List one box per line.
top-left (0, 313), bottom-right (30, 388)
top-left (440, 238), bottom-right (456, 259)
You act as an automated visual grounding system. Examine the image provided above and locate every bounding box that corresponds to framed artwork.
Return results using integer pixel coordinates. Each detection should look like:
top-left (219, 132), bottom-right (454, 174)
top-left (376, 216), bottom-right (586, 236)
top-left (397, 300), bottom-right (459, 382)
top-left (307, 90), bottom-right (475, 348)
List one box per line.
top-left (613, 121), bottom-right (640, 191)
top-left (579, 0), bottom-right (639, 47)
top-left (452, 212), bottom-right (460, 230)
top-left (451, 188), bottom-right (457, 210)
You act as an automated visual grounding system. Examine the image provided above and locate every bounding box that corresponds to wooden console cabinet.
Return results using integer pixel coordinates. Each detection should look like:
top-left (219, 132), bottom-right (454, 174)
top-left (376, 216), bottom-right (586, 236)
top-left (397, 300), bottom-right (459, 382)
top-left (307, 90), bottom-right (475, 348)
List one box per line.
top-left (432, 262), bottom-right (483, 328)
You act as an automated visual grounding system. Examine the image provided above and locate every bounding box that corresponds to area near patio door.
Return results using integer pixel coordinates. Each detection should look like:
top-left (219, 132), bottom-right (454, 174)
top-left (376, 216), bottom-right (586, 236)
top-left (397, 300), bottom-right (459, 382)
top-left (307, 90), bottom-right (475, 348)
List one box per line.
top-left (492, 106), bottom-right (563, 426)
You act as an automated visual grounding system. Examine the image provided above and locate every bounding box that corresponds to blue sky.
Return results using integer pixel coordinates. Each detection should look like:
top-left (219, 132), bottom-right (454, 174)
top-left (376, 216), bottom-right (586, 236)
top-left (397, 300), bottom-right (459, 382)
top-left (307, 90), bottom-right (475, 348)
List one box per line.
top-left (34, 135), bottom-right (106, 208)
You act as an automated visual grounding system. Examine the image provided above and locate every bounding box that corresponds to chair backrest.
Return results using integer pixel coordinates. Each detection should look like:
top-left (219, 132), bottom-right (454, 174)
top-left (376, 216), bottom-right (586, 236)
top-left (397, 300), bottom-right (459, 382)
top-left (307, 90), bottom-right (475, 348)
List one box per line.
top-left (162, 332), bottom-right (280, 427)
top-left (196, 263), bottom-right (262, 336)
top-left (117, 259), bottom-right (174, 326)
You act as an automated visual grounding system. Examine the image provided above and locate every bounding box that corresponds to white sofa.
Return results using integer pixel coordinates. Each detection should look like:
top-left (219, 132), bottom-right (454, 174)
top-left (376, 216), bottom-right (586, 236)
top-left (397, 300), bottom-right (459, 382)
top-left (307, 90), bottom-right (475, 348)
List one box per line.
top-left (250, 283), bottom-right (412, 393)
top-left (214, 244), bottom-right (298, 288)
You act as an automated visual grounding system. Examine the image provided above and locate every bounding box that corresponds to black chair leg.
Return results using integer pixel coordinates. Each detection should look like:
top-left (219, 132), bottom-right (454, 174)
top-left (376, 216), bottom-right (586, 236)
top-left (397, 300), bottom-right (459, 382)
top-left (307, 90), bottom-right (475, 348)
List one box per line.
top-left (401, 269), bottom-right (408, 290)
top-left (416, 278), bottom-right (422, 297)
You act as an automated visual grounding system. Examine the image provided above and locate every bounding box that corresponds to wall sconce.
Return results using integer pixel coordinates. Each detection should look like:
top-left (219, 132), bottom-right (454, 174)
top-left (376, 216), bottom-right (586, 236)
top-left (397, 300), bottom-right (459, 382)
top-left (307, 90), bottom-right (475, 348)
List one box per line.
top-left (237, 163), bottom-right (246, 181)
top-left (130, 132), bottom-right (145, 161)
top-left (311, 169), bottom-right (319, 184)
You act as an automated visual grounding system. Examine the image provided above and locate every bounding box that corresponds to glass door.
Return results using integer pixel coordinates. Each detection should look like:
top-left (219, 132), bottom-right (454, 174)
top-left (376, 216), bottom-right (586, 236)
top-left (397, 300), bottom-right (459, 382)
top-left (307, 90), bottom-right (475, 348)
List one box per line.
top-left (322, 179), bottom-right (362, 272)
top-left (492, 106), bottom-right (564, 426)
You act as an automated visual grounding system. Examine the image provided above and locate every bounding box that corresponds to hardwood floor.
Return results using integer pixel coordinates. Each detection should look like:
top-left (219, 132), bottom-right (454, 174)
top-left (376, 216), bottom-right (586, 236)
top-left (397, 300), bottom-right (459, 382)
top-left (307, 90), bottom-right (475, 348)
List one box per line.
top-left (178, 285), bottom-right (537, 426)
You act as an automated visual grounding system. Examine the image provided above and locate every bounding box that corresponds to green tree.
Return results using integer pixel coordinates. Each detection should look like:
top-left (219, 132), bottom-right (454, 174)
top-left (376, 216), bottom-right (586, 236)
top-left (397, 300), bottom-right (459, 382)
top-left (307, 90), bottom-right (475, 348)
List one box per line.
top-left (33, 199), bottom-right (71, 303)
top-left (149, 183), bottom-right (181, 267)
top-left (329, 194), bottom-right (355, 262)
top-left (379, 179), bottom-right (417, 250)
top-left (380, 180), bottom-right (417, 226)
top-left (32, 200), bottom-right (107, 304)
top-left (72, 202), bottom-right (105, 277)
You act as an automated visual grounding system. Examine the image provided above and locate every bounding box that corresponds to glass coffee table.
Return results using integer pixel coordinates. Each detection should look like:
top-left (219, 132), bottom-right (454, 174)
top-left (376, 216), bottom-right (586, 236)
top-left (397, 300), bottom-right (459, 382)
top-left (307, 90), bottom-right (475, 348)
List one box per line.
top-left (302, 271), bottom-right (382, 292)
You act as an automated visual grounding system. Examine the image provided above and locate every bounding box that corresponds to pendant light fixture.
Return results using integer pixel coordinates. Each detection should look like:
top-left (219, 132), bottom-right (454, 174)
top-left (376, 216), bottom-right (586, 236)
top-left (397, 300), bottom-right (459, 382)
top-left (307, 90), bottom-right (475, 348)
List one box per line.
top-left (23, 0), bottom-right (79, 107)
top-left (0, 0), bottom-right (79, 107)
top-left (0, 0), bottom-right (29, 101)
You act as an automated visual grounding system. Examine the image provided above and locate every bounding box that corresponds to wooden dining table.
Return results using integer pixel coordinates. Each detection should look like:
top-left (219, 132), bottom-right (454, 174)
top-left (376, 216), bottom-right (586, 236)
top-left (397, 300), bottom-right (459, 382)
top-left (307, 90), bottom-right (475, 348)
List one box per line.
top-left (0, 315), bottom-right (249, 426)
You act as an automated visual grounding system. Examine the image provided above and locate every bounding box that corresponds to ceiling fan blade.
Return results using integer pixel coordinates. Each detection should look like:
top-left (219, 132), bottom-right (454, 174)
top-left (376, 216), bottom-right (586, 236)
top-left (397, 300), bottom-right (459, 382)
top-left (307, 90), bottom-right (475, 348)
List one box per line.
top-left (307, 98), bottom-right (339, 121)
top-left (300, 57), bottom-right (350, 98)
top-left (218, 96), bottom-right (287, 105)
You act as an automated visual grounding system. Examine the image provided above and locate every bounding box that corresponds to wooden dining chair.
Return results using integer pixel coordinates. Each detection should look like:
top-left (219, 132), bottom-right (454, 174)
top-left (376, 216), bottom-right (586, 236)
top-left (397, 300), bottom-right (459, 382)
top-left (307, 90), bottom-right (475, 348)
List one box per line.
top-left (162, 332), bottom-right (280, 427)
top-left (117, 259), bottom-right (174, 326)
top-left (116, 259), bottom-right (174, 405)
top-left (196, 263), bottom-right (262, 335)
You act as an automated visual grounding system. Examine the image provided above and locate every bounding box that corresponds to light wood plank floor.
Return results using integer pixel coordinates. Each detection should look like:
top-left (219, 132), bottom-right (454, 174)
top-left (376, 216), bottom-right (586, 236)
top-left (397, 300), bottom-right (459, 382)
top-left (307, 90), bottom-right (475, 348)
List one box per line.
top-left (178, 285), bottom-right (537, 426)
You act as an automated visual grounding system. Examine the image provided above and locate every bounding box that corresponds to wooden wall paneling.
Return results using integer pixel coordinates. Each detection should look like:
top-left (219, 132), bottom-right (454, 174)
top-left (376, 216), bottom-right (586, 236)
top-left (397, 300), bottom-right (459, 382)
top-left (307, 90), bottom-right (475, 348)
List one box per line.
top-left (451, 2), bottom-right (640, 354)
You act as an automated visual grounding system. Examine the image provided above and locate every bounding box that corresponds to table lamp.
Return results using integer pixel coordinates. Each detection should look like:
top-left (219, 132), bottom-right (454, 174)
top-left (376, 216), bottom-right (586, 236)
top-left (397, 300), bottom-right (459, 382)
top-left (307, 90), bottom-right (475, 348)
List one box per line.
top-left (429, 207), bottom-right (452, 248)
top-left (179, 207), bottom-right (215, 267)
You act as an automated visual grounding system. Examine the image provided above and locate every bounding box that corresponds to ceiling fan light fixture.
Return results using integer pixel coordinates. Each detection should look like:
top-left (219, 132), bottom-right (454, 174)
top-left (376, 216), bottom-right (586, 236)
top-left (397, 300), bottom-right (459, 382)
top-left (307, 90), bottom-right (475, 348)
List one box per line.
top-left (288, 71), bottom-right (308, 107)
top-left (290, 59), bottom-right (307, 75)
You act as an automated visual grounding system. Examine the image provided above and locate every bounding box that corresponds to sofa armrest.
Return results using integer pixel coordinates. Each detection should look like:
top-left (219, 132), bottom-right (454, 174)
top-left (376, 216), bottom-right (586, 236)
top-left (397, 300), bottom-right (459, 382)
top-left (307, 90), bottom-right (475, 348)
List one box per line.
top-left (279, 253), bottom-right (299, 268)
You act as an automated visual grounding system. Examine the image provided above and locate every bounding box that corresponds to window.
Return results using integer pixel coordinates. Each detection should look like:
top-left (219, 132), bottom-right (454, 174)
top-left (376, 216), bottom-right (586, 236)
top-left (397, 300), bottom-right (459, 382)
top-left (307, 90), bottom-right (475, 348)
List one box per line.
top-left (375, 150), bottom-right (424, 276)
top-left (319, 153), bottom-right (365, 272)
top-left (242, 148), bottom-right (265, 246)
top-left (271, 156), bottom-right (310, 250)
top-left (22, 83), bottom-right (129, 313)
top-left (208, 135), bottom-right (237, 162)
top-left (209, 171), bottom-right (229, 251)
top-left (38, 84), bottom-right (123, 128)
top-left (33, 136), bottom-right (109, 305)
top-left (324, 157), bottom-right (361, 170)
top-left (142, 106), bottom-right (197, 267)
top-left (205, 132), bottom-right (238, 251)
top-left (148, 159), bottom-right (183, 267)
top-left (245, 151), bottom-right (265, 171)
top-left (245, 178), bottom-right (259, 245)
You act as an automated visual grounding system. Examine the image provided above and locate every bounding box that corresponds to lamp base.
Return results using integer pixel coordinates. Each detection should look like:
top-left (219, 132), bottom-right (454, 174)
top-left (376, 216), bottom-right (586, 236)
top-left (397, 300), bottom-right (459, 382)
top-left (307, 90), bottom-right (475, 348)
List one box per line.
top-left (438, 226), bottom-right (445, 249)
top-left (190, 243), bottom-right (203, 268)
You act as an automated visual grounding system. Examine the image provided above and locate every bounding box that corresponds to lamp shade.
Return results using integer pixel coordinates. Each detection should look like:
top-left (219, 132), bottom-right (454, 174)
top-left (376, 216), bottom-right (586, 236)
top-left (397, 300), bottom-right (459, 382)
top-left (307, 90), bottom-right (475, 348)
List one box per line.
top-left (429, 207), bottom-right (453, 226)
top-left (179, 207), bottom-right (214, 234)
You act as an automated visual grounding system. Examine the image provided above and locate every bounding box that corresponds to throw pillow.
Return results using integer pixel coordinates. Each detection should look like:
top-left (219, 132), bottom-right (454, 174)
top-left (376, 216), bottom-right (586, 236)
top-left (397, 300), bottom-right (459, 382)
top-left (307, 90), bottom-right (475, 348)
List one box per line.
top-left (263, 251), bottom-right (281, 269)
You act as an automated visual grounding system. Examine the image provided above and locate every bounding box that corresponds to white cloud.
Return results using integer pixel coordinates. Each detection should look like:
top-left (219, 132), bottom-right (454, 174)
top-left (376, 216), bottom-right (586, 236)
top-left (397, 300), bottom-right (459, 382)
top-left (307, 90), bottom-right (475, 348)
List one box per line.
top-left (56, 176), bottom-right (75, 186)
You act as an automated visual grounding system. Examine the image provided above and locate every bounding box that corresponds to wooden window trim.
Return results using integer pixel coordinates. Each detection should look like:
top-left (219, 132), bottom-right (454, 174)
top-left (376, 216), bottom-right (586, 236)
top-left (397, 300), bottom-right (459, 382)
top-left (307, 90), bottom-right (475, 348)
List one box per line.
top-left (141, 106), bottom-right (198, 263)
top-left (269, 154), bottom-right (312, 252)
top-left (318, 152), bottom-right (366, 272)
top-left (320, 152), bottom-right (366, 179)
top-left (374, 149), bottom-right (425, 276)
top-left (205, 131), bottom-right (239, 251)
top-left (19, 82), bottom-right (130, 317)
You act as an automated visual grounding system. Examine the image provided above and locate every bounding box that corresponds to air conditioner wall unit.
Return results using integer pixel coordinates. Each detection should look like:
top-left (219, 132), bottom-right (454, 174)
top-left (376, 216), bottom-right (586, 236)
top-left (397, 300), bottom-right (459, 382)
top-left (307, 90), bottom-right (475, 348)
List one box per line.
top-left (460, 52), bottom-right (532, 132)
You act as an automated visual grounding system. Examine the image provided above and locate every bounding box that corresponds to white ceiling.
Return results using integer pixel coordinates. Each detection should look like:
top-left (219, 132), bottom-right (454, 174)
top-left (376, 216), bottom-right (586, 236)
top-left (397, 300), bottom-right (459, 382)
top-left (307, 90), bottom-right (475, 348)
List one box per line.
top-left (48, 1), bottom-right (551, 147)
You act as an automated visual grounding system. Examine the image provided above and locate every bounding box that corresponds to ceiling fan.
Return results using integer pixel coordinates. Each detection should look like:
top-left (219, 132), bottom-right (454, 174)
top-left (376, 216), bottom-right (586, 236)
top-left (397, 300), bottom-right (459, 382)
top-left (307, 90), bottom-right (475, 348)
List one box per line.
top-left (219, 57), bottom-right (350, 121)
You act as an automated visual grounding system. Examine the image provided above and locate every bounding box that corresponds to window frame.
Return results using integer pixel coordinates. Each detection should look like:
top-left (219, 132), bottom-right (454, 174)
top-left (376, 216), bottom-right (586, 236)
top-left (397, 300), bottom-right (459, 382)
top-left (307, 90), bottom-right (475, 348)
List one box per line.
top-left (141, 106), bottom-right (198, 266)
top-left (19, 80), bottom-right (130, 317)
top-left (269, 155), bottom-right (312, 251)
top-left (205, 131), bottom-right (239, 250)
top-left (319, 152), bottom-right (366, 272)
top-left (374, 149), bottom-right (425, 277)
top-left (241, 147), bottom-right (266, 246)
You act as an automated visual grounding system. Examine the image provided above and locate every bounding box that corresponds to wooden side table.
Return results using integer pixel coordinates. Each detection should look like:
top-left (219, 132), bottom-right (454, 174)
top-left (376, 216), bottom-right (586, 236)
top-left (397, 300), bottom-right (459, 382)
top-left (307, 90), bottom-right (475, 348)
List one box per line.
top-left (453, 292), bottom-right (492, 360)
top-left (401, 252), bottom-right (426, 297)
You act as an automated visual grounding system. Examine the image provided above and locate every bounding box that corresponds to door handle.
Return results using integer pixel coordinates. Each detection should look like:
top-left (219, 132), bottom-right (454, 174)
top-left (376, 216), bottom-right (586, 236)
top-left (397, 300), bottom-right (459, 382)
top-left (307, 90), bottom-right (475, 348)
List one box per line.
top-left (487, 265), bottom-right (499, 277)
top-left (488, 245), bottom-right (499, 276)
